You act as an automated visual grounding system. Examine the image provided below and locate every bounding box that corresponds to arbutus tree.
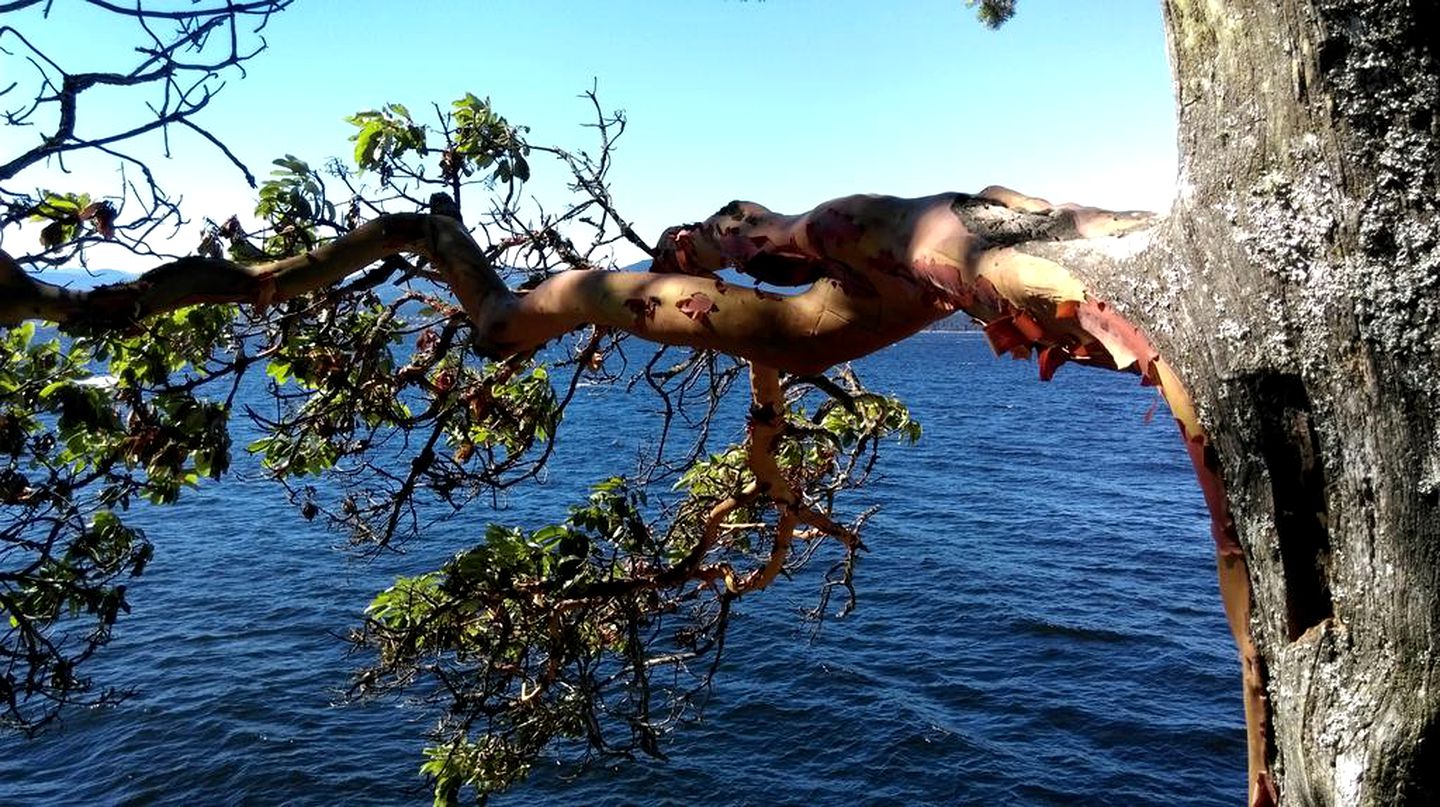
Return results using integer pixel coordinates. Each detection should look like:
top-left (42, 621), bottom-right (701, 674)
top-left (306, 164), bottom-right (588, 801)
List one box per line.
top-left (3, 2), bottom-right (1437, 806)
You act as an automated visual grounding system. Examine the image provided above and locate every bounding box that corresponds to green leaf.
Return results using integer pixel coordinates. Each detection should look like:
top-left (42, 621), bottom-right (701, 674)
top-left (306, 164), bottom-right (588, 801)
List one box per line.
top-left (353, 125), bottom-right (380, 168)
top-left (38, 380), bottom-right (69, 399)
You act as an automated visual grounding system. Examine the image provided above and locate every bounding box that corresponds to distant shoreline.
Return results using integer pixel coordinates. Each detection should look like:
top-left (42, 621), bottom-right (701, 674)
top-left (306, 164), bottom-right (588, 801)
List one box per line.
top-left (920, 313), bottom-right (981, 333)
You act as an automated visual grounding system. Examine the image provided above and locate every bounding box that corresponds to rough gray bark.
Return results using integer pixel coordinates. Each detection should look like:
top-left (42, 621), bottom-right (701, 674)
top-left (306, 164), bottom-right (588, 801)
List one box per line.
top-left (1083, 2), bottom-right (1439, 804)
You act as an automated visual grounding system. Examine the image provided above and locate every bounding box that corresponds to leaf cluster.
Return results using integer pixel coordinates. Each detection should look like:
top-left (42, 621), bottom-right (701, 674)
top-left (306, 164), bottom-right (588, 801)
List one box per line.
top-left (0, 316), bottom-right (237, 731)
top-left (353, 372), bottom-right (922, 805)
top-left (346, 95), bottom-right (530, 201)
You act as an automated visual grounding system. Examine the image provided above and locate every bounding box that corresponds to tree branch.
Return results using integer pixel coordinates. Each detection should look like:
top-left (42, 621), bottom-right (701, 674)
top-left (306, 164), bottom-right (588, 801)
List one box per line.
top-left (2, 190), bottom-right (1164, 378)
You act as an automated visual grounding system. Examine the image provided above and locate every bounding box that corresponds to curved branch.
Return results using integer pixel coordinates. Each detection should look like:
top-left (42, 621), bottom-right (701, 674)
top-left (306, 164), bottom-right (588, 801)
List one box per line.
top-left (2, 191), bottom-right (1163, 379)
top-left (172, 117), bottom-right (257, 187)
top-left (0, 214), bottom-right (433, 326)
top-left (80, 0), bottom-right (289, 22)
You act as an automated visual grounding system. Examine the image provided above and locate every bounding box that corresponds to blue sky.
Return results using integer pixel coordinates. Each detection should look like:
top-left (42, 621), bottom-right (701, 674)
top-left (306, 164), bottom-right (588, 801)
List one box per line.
top-left (3, 0), bottom-right (1176, 268)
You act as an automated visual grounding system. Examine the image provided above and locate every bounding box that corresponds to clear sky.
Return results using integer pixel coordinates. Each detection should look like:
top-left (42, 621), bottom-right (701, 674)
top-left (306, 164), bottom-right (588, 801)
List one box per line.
top-left (2, 0), bottom-right (1177, 269)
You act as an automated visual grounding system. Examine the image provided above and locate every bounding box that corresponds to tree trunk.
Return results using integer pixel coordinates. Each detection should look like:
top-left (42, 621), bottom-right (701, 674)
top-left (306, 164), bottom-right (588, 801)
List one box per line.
top-left (1110, 2), bottom-right (1440, 803)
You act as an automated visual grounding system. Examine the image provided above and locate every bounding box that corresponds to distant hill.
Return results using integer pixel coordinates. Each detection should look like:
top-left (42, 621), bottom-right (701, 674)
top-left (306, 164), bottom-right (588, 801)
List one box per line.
top-left (924, 312), bottom-right (981, 332)
top-left (30, 268), bottom-right (135, 290)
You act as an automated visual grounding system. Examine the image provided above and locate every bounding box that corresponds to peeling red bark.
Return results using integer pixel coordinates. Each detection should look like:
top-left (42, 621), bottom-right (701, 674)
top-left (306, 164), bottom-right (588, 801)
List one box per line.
top-left (675, 291), bottom-right (717, 324)
top-left (983, 316), bottom-right (1029, 356)
top-left (1037, 345), bottom-right (1067, 381)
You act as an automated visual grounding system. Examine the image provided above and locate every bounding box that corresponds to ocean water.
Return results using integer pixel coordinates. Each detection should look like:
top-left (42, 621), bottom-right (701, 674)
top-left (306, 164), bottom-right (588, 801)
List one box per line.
top-left (0, 332), bottom-right (1244, 805)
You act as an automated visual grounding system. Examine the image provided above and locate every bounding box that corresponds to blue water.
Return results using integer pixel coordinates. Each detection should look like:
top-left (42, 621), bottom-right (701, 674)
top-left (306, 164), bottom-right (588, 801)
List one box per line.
top-left (0, 332), bottom-right (1244, 805)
